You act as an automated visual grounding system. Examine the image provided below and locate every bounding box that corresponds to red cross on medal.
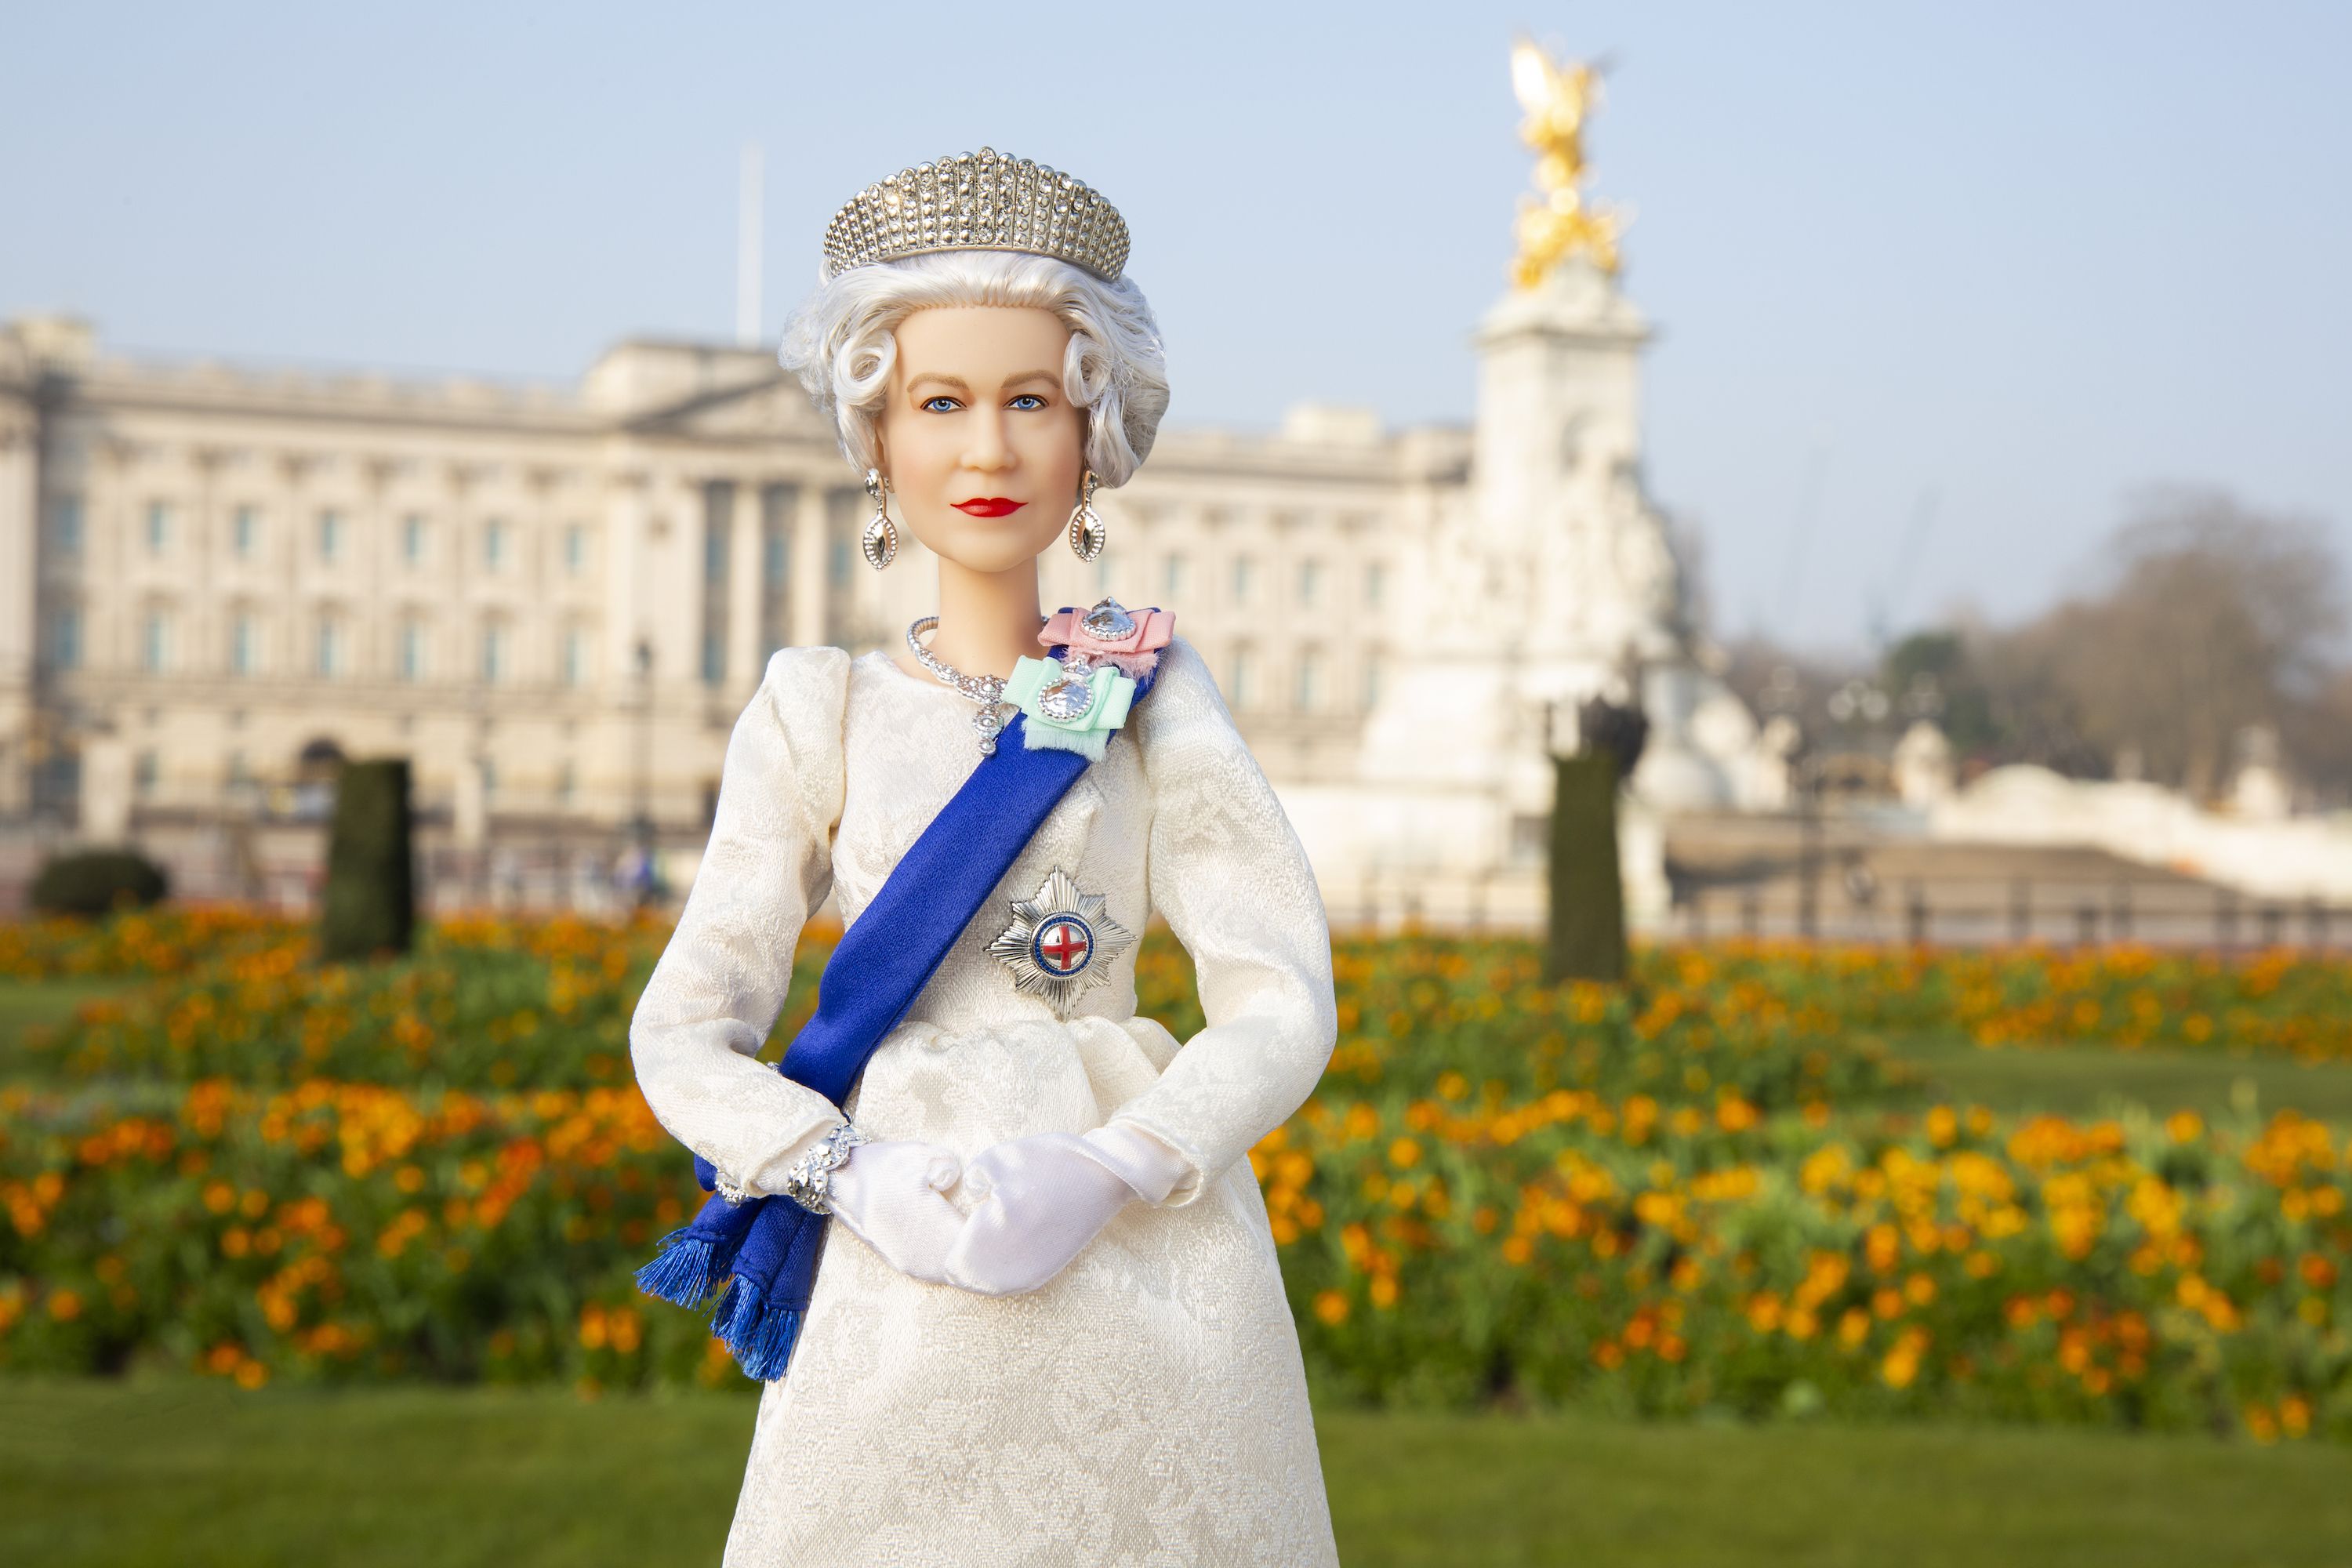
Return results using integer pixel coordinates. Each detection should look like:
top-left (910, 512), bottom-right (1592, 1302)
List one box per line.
top-left (1036, 918), bottom-right (1091, 975)
top-left (985, 867), bottom-right (1136, 1019)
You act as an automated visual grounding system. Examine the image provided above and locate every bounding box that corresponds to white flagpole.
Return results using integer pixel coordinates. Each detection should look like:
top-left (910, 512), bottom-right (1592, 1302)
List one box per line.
top-left (736, 143), bottom-right (764, 347)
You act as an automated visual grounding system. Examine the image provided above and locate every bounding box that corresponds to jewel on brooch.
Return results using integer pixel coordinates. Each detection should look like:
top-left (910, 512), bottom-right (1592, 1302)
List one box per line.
top-left (1002, 655), bottom-right (1136, 760)
top-left (1036, 670), bottom-right (1097, 722)
top-left (1039, 598), bottom-right (1177, 680)
top-left (984, 867), bottom-right (1137, 1018)
top-left (1080, 597), bottom-right (1138, 641)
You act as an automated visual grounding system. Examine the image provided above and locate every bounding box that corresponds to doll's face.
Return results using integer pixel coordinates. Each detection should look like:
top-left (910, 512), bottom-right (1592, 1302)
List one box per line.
top-left (876, 306), bottom-right (1087, 575)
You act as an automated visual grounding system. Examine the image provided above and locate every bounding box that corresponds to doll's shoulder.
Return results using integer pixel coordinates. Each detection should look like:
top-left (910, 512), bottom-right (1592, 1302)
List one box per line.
top-left (1147, 631), bottom-right (1219, 704)
top-left (744, 644), bottom-right (854, 750)
top-left (760, 642), bottom-right (852, 690)
top-left (1132, 633), bottom-right (1247, 771)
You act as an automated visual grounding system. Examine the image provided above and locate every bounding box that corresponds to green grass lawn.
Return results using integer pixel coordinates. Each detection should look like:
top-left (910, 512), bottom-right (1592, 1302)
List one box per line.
top-left (0, 977), bottom-right (139, 1057)
top-left (1874, 1027), bottom-right (2352, 1123)
top-left (0, 977), bottom-right (151, 1109)
top-left (1, 1378), bottom-right (2345, 1568)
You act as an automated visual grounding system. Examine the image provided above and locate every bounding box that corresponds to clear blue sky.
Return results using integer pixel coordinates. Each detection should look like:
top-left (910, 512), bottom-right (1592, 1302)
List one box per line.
top-left (6, 1), bottom-right (2345, 652)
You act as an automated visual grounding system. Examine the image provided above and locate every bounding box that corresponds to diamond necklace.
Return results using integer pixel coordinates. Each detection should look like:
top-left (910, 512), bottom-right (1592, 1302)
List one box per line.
top-left (906, 614), bottom-right (1049, 757)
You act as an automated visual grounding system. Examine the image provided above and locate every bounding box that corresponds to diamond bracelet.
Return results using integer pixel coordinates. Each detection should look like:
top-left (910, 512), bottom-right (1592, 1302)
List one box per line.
top-left (714, 1120), bottom-right (867, 1214)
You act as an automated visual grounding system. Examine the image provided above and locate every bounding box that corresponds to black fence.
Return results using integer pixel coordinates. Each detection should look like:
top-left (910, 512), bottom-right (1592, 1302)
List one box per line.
top-left (1677, 878), bottom-right (2349, 951)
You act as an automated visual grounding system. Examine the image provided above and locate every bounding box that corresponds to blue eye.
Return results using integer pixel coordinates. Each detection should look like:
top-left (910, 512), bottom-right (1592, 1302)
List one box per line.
top-left (1009, 394), bottom-right (1047, 411)
top-left (922, 395), bottom-right (960, 413)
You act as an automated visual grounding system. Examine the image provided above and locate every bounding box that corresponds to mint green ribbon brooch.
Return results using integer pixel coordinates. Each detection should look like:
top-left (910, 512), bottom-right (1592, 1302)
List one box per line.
top-left (1003, 656), bottom-right (1137, 761)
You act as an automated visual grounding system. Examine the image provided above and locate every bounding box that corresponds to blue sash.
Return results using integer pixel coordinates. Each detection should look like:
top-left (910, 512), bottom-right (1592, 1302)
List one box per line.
top-left (634, 658), bottom-right (1156, 1379)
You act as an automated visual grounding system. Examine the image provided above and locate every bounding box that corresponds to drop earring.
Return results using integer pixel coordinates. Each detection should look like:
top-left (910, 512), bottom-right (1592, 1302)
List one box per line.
top-left (862, 468), bottom-right (898, 570)
top-left (1067, 470), bottom-right (1105, 562)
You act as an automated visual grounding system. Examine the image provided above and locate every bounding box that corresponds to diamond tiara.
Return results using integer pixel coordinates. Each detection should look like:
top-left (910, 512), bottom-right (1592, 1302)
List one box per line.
top-left (821, 147), bottom-right (1131, 283)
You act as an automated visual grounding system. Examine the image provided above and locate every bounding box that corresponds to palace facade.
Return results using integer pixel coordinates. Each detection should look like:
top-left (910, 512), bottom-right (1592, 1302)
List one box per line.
top-left (0, 314), bottom-right (1474, 909)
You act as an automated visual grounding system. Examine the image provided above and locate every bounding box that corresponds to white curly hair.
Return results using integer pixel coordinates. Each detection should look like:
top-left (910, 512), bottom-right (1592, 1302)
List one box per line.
top-left (777, 250), bottom-right (1170, 488)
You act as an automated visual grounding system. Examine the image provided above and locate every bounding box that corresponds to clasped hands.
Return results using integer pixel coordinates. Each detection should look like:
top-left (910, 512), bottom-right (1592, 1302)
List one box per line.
top-left (824, 1123), bottom-right (1188, 1297)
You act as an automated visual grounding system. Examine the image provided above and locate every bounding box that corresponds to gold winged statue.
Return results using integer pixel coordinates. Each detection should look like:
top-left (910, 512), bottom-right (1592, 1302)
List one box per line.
top-left (1509, 38), bottom-right (1625, 288)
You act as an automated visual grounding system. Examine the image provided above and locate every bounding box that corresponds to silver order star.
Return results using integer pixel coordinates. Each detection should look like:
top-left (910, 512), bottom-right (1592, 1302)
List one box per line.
top-left (984, 867), bottom-right (1136, 1019)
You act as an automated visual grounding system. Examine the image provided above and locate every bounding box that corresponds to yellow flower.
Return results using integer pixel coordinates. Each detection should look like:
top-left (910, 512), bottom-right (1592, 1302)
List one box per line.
top-left (1313, 1290), bottom-right (1349, 1326)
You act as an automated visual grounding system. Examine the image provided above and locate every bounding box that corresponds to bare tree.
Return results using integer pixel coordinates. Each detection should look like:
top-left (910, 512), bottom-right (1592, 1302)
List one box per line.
top-left (2022, 488), bottom-right (2343, 798)
top-left (2285, 666), bottom-right (2352, 807)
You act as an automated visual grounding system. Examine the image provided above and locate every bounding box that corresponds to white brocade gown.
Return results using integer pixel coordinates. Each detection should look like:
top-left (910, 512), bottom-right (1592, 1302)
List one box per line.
top-left (629, 632), bottom-right (1343, 1566)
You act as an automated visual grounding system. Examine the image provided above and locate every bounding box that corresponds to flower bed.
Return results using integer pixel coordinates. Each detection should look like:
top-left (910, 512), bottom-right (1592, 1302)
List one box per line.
top-left (2, 915), bottom-right (2345, 1442)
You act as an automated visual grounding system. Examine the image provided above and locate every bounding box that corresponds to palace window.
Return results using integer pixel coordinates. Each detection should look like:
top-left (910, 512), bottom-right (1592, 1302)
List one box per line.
top-left (401, 514), bottom-right (426, 565)
top-left (49, 495), bottom-right (83, 557)
top-left (1365, 561), bottom-right (1388, 608)
top-left (704, 485), bottom-right (733, 583)
top-left (1232, 555), bottom-right (1257, 607)
top-left (1298, 558), bottom-right (1323, 608)
top-left (480, 622), bottom-right (507, 682)
top-left (143, 609), bottom-right (174, 673)
top-left (483, 518), bottom-right (507, 572)
top-left (318, 509), bottom-right (343, 563)
top-left (230, 613), bottom-right (258, 677)
top-left (146, 502), bottom-right (172, 556)
top-left (397, 620), bottom-right (426, 682)
top-left (1229, 645), bottom-right (1258, 710)
top-left (231, 506), bottom-right (259, 559)
top-left (1163, 552), bottom-right (1189, 600)
top-left (1295, 648), bottom-right (1325, 711)
top-left (761, 484), bottom-right (797, 591)
top-left (315, 617), bottom-right (345, 677)
top-left (564, 523), bottom-right (587, 575)
top-left (134, 750), bottom-right (158, 796)
top-left (1363, 649), bottom-right (1387, 708)
top-left (562, 626), bottom-right (590, 687)
top-left (50, 607), bottom-right (81, 670)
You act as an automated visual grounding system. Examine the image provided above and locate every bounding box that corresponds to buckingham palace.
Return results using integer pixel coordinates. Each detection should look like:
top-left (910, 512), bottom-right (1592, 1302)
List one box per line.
top-left (0, 312), bottom-right (1457, 901)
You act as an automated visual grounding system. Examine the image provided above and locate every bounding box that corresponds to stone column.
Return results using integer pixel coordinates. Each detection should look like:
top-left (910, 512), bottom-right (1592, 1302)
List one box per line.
top-left (789, 484), bottom-right (830, 648)
top-left (727, 478), bottom-right (762, 692)
top-left (0, 403), bottom-right (38, 815)
top-left (602, 467), bottom-right (648, 693)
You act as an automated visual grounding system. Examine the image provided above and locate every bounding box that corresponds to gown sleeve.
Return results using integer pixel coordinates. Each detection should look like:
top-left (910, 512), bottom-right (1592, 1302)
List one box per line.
top-left (629, 644), bottom-right (853, 1196)
top-left (1106, 634), bottom-right (1340, 1207)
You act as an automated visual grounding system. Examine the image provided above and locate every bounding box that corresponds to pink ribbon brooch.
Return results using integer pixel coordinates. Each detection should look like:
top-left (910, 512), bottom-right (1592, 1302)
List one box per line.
top-left (1001, 597), bottom-right (1177, 760)
top-left (1040, 597), bottom-right (1176, 679)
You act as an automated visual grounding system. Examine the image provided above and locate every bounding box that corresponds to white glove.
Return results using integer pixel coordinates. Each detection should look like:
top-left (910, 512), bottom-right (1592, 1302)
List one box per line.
top-left (826, 1139), bottom-right (967, 1286)
top-left (943, 1122), bottom-right (1193, 1298)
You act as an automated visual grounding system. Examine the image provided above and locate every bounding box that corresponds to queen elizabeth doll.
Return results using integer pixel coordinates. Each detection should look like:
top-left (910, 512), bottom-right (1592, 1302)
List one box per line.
top-left (628, 148), bottom-right (1342, 1565)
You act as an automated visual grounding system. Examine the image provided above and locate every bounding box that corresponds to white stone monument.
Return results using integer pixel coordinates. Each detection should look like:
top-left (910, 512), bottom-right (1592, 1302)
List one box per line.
top-left (1893, 720), bottom-right (1956, 807)
top-left (1283, 42), bottom-right (1762, 931)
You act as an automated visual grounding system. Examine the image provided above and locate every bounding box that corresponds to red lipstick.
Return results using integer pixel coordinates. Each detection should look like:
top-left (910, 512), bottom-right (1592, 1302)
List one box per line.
top-left (952, 498), bottom-right (1026, 517)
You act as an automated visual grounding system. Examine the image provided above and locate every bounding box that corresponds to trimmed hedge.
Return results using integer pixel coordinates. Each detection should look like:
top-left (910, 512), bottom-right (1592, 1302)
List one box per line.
top-left (28, 851), bottom-right (169, 920)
